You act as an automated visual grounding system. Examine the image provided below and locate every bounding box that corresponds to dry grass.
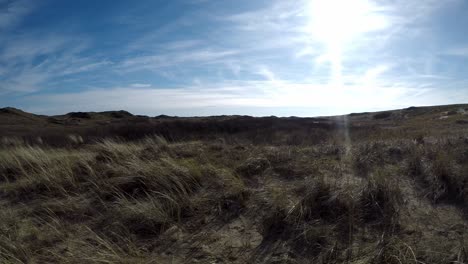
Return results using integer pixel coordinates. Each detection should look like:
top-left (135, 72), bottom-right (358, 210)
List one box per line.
top-left (1, 130), bottom-right (468, 263)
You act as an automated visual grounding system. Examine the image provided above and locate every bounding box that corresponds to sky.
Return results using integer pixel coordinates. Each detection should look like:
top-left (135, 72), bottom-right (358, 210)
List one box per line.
top-left (1, 0), bottom-right (468, 117)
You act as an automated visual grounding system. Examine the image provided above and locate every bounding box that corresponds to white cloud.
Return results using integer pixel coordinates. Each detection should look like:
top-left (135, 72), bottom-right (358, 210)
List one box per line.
top-left (361, 64), bottom-right (393, 85)
top-left (257, 66), bottom-right (278, 82)
top-left (442, 47), bottom-right (468, 57)
top-left (130, 83), bottom-right (151, 88)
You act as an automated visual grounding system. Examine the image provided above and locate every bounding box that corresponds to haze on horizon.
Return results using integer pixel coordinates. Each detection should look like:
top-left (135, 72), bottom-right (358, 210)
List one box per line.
top-left (1, 0), bottom-right (468, 117)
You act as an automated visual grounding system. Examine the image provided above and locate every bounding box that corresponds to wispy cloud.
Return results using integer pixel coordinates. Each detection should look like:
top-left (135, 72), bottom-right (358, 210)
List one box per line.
top-left (0, 33), bottom-right (109, 93)
top-left (1, 34), bottom-right (71, 60)
top-left (223, 1), bottom-right (304, 33)
top-left (130, 83), bottom-right (151, 88)
top-left (0, 0), bottom-right (33, 30)
top-left (118, 49), bottom-right (240, 72)
top-left (442, 47), bottom-right (468, 57)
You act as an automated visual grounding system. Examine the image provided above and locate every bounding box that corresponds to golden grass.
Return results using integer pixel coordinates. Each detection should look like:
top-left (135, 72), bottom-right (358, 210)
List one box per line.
top-left (1, 133), bottom-right (468, 263)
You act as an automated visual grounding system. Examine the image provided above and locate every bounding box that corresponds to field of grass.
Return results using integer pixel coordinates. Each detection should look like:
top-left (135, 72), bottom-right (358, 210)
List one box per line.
top-left (1, 105), bottom-right (468, 263)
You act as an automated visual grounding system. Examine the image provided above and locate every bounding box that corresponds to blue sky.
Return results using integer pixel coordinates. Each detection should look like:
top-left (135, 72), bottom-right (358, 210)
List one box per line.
top-left (1, 0), bottom-right (468, 116)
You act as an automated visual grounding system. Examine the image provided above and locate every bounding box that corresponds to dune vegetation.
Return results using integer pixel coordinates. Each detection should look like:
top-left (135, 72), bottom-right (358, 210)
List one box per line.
top-left (1, 105), bottom-right (468, 263)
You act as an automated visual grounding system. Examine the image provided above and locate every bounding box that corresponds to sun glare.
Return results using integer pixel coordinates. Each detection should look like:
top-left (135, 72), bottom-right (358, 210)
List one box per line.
top-left (308, 0), bottom-right (386, 43)
top-left (307, 0), bottom-right (388, 85)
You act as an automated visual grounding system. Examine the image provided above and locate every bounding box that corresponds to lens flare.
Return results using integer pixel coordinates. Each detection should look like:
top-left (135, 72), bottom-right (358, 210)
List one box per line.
top-left (307, 0), bottom-right (389, 86)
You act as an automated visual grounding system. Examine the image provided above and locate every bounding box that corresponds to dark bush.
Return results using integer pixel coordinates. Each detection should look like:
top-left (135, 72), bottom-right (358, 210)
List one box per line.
top-left (108, 111), bottom-right (133, 118)
top-left (67, 112), bottom-right (92, 119)
top-left (405, 106), bottom-right (418, 111)
top-left (349, 112), bottom-right (369, 116)
top-left (373, 112), bottom-right (392, 119)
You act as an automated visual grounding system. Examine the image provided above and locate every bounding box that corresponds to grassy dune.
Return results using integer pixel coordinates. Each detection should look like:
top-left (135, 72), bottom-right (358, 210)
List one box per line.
top-left (1, 105), bottom-right (468, 263)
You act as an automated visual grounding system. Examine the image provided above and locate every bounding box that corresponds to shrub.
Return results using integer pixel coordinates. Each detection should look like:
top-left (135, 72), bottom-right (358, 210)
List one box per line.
top-left (108, 110), bottom-right (133, 119)
top-left (67, 112), bottom-right (92, 119)
top-left (374, 112), bottom-right (392, 119)
top-left (456, 119), bottom-right (468, 125)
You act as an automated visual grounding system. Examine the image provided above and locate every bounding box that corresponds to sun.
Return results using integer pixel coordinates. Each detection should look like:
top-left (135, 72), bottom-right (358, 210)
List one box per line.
top-left (306, 0), bottom-right (388, 85)
top-left (307, 0), bottom-right (387, 43)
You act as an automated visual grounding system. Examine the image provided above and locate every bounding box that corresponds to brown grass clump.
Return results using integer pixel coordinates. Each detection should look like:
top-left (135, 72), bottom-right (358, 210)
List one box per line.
top-left (405, 140), bottom-right (468, 207)
top-left (288, 178), bottom-right (351, 224)
top-left (236, 156), bottom-right (270, 178)
top-left (359, 169), bottom-right (402, 230)
top-left (351, 143), bottom-right (385, 177)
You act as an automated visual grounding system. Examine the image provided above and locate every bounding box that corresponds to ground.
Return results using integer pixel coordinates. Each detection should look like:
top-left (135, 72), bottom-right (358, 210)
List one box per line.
top-left (0, 104), bottom-right (468, 263)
